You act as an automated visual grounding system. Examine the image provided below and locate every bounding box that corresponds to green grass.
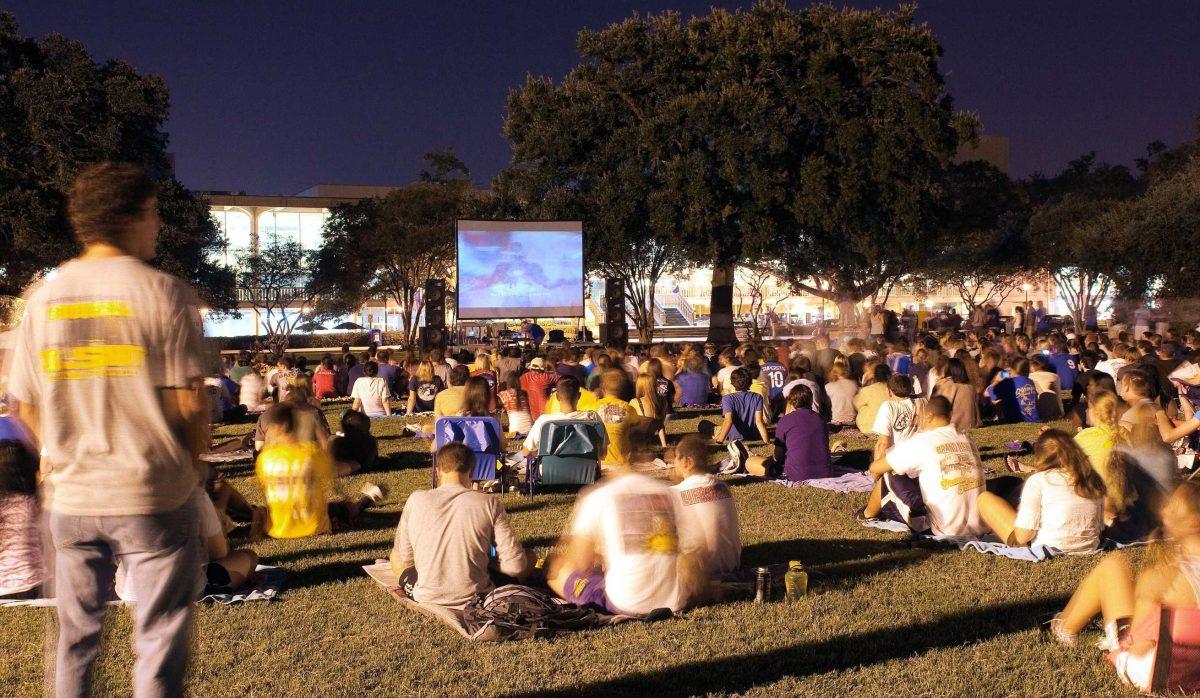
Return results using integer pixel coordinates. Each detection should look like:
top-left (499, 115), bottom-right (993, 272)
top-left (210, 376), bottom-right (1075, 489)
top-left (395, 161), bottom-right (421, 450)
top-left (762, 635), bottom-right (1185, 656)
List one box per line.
top-left (0, 405), bottom-right (1142, 696)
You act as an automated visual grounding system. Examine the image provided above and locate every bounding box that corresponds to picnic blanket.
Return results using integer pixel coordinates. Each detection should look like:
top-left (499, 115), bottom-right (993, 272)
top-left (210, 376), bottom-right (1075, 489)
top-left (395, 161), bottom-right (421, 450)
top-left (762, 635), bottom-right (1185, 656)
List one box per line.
top-left (859, 520), bottom-right (1142, 561)
top-left (363, 561), bottom-right (639, 641)
top-left (771, 467), bottom-right (875, 493)
top-left (200, 448), bottom-right (254, 464)
top-left (0, 565), bottom-right (287, 608)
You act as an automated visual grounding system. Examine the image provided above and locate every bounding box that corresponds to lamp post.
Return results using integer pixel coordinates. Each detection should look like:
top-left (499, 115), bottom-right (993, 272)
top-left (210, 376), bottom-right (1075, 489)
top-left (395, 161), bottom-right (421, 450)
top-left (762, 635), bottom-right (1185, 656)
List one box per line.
top-left (1022, 282), bottom-right (1032, 306)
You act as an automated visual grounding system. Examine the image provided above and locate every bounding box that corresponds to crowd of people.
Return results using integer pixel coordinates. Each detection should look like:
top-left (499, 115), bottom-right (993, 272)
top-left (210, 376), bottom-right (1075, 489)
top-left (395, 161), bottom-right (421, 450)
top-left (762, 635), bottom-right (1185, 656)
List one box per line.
top-left (3, 162), bottom-right (1200, 694)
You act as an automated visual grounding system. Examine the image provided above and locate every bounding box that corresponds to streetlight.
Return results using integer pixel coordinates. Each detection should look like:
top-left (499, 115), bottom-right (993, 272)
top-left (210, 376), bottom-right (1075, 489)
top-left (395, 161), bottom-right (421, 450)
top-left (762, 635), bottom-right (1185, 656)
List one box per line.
top-left (1022, 282), bottom-right (1032, 306)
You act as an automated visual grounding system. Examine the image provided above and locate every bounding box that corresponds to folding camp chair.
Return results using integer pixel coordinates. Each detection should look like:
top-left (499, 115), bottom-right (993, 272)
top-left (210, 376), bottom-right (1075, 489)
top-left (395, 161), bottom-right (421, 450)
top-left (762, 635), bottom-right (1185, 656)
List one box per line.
top-left (525, 419), bottom-right (605, 500)
top-left (1150, 606), bottom-right (1200, 694)
top-left (432, 416), bottom-right (505, 491)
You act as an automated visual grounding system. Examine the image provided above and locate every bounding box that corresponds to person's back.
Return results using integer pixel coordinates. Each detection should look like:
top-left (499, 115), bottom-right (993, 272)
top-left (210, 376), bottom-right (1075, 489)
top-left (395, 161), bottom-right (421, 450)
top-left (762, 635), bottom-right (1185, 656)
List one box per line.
top-left (1048, 351), bottom-right (1080, 391)
top-left (570, 471), bottom-right (692, 614)
top-left (825, 377), bottom-right (858, 426)
top-left (674, 369), bottom-right (710, 407)
top-left (256, 439), bottom-right (334, 538)
top-left (671, 471), bottom-right (740, 574)
top-left (519, 360), bottom-right (559, 421)
top-left (885, 424), bottom-right (985, 537)
top-left (854, 381), bottom-right (889, 434)
top-left (775, 406), bottom-right (832, 481)
top-left (394, 484), bottom-right (523, 606)
top-left (1018, 469), bottom-right (1104, 552)
top-left (759, 360), bottom-right (788, 401)
top-left (313, 364), bottom-right (337, 399)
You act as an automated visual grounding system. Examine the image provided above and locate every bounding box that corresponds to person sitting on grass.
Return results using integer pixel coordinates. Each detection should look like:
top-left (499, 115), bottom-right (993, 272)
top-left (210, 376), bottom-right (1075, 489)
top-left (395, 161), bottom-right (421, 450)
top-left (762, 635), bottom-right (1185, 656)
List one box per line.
top-left (984, 358), bottom-right (1042, 423)
top-left (632, 374), bottom-right (669, 449)
top-left (714, 367), bottom-right (769, 461)
top-left (312, 355), bottom-right (338, 400)
top-left (871, 373), bottom-right (926, 462)
top-left (824, 356), bottom-right (859, 428)
top-left (0, 434), bottom-right (45, 600)
top-left (975, 429), bottom-right (1106, 553)
top-left (673, 353), bottom-right (712, 407)
top-left (405, 359), bottom-right (444, 415)
top-left (256, 403), bottom-right (386, 539)
top-left (252, 375), bottom-right (330, 452)
top-left (594, 369), bottom-right (638, 468)
top-left (330, 409), bottom-right (378, 477)
top-left (547, 440), bottom-right (705, 616)
top-left (351, 361), bottom-right (395, 418)
top-left (671, 434), bottom-right (741, 576)
top-left (739, 385), bottom-right (831, 482)
top-left (521, 377), bottom-right (602, 457)
top-left (1048, 482), bottom-right (1200, 693)
top-left (1028, 354), bottom-right (1065, 420)
top-left (860, 396), bottom-right (987, 538)
top-left (853, 362), bottom-right (892, 434)
top-left (390, 442), bottom-right (530, 608)
top-left (193, 485), bottom-right (259, 595)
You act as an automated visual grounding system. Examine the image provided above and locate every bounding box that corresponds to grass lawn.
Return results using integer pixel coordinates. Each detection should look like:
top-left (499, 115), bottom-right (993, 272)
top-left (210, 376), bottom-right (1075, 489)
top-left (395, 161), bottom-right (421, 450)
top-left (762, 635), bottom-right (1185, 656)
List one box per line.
top-left (0, 404), bottom-right (1143, 696)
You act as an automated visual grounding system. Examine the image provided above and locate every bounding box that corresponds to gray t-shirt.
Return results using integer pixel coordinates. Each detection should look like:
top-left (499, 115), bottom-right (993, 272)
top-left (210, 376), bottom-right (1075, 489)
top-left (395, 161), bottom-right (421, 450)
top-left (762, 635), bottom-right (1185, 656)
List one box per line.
top-left (6, 256), bottom-right (211, 516)
top-left (391, 483), bottom-right (525, 607)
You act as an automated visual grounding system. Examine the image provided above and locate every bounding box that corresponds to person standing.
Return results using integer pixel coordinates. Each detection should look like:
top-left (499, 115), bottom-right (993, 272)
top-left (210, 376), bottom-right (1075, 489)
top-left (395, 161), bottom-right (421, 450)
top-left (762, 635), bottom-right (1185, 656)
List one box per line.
top-left (6, 163), bottom-right (212, 696)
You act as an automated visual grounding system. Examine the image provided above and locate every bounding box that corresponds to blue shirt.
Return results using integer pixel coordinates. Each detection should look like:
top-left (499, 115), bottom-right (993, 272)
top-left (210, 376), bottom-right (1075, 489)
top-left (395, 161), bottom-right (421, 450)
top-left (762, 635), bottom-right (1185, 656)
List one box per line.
top-left (886, 353), bottom-right (912, 376)
top-left (1048, 353), bottom-right (1079, 391)
top-left (986, 376), bottom-right (1042, 423)
top-left (774, 408), bottom-right (832, 482)
top-left (675, 370), bottom-right (710, 407)
top-left (759, 362), bottom-right (788, 400)
top-left (377, 363), bottom-right (402, 394)
top-left (721, 391), bottom-right (764, 441)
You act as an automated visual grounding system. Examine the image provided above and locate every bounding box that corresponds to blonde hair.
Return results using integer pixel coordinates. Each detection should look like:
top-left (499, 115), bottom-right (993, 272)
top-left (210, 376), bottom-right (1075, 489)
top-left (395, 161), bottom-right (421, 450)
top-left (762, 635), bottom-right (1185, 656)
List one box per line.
top-left (634, 374), bottom-right (664, 419)
top-left (829, 355), bottom-right (850, 382)
top-left (416, 360), bottom-right (434, 382)
top-left (1088, 390), bottom-right (1134, 515)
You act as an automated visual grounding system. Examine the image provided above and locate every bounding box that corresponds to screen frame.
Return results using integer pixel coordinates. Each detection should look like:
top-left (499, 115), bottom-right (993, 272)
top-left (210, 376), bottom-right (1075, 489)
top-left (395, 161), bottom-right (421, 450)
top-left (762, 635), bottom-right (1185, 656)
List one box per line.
top-left (454, 219), bottom-right (586, 321)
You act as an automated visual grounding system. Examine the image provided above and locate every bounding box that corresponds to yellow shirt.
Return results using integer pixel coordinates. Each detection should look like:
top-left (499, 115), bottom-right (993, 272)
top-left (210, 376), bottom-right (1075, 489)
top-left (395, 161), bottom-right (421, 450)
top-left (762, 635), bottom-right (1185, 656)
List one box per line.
top-left (545, 388), bottom-right (600, 414)
top-left (1075, 426), bottom-right (1117, 481)
top-left (433, 386), bottom-right (466, 418)
top-left (256, 441), bottom-right (334, 539)
top-left (596, 396), bottom-right (636, 466)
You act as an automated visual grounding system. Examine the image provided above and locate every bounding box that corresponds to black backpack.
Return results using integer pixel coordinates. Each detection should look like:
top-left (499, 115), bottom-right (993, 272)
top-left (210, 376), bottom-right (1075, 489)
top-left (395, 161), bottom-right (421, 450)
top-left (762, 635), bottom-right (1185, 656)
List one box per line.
top-left (461, 585), bottom-right (604, 641)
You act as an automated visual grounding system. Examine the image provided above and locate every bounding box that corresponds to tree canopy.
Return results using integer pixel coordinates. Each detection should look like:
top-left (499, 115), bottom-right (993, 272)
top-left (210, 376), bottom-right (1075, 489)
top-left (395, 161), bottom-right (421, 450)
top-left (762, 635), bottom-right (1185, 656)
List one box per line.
top-left (0, 13), bottom-right (232, 308)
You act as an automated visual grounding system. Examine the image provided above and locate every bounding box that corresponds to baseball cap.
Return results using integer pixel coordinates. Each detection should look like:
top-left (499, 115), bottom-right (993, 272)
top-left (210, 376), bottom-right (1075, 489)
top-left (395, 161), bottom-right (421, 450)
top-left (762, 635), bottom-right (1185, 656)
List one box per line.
top-left (528, 357), bottom-right (548, 370)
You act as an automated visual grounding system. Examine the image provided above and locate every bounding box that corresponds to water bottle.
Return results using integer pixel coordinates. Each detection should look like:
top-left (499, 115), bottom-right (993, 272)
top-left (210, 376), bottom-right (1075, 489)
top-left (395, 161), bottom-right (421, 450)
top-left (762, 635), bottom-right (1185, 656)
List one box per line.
top-left (784, 560), bottom-right (808, 601)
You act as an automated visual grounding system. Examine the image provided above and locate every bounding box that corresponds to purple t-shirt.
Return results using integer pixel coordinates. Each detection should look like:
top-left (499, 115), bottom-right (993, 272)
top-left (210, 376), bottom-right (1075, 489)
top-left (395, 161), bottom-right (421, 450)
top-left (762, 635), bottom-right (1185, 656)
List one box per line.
top-left (721, 391), bottom-right (763, 441)
top-left (675, 371), bottom-right (710, 407)
top-left (774, 408), bottom-right (832, 482)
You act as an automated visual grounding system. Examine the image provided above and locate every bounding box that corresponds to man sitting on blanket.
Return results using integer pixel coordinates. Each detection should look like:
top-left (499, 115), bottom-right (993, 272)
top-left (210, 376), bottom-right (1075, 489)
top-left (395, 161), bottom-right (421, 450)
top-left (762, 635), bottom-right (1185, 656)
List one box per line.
top-left (390, 442), bottom-right (531, 607)
top-left (546, 441), bottom-right (707, 616)
top-left (860, 395), bottom-right (987, 538)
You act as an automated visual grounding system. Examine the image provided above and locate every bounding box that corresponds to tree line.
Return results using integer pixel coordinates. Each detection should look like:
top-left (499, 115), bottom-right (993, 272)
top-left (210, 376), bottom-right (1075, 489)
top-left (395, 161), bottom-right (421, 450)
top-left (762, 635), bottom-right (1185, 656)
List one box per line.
top-left (1, 4), bottom-right (1197, 351)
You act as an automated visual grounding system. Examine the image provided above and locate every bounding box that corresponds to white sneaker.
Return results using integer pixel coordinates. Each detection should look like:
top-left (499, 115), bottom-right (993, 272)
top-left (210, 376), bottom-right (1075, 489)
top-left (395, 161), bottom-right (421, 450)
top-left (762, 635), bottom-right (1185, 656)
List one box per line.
top-left (726, 440), bottom-right (749, 473)
top-left (360, 483), bottom-right (387, 505)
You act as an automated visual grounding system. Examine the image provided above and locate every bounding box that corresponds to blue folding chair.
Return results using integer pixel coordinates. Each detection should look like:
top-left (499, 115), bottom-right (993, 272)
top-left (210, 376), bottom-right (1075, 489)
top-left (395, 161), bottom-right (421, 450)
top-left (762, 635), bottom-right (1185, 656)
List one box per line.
top-left (432, 416), bottom-right (505, 490)
top-left (525, 419), bottom-right (605, 500)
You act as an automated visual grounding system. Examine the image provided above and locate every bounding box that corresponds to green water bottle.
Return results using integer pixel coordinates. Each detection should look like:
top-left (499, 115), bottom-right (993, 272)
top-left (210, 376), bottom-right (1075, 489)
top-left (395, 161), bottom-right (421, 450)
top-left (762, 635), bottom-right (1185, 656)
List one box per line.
top-left (784, 560), bottom-right (808, 601)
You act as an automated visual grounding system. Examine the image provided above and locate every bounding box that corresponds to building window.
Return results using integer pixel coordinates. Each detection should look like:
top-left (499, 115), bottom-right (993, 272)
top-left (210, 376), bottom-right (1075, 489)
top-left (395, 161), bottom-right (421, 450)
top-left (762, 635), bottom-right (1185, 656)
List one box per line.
top-left (209, 209), bottom-right (252, 267)
top-left (258, 210), bottom-right (328, 251)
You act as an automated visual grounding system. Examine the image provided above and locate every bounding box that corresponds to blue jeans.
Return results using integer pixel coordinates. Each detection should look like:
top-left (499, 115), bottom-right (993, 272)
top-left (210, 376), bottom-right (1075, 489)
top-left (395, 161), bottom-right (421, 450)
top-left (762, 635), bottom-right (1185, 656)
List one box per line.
top-left (50, 498), bottom-right (203, 698)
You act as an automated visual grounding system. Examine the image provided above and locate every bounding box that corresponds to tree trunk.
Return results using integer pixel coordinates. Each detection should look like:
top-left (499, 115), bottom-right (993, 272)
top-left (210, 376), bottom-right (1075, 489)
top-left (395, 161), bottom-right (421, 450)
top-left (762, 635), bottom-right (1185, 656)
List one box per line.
top-left (707, 263), bottom-right (737, 345)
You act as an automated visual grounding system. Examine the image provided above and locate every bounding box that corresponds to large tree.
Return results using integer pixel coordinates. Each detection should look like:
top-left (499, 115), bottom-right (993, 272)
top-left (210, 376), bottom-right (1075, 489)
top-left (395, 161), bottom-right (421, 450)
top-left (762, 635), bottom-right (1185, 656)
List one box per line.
top-left (503, 3), bottom-right (977, 342)
top-left (311, 181), bottom-right (469, 345)
top-left (235, 236), bottom-right (314, 355)
top-left (0, 13), bottom-right (233, 308)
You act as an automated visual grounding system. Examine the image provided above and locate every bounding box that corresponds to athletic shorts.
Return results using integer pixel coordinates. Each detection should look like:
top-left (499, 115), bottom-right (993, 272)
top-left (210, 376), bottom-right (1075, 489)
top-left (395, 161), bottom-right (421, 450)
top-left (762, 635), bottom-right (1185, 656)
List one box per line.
top-left (878, 472), bottom-right (929, 533)
top-left (562, 571), bottom-right (615, 613)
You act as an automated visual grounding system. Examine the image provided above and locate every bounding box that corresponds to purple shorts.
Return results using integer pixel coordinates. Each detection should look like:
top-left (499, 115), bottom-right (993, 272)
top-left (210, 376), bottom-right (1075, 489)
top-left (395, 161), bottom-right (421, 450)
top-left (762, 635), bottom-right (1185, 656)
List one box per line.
top-left (562, 571), bottom-right (615, 613)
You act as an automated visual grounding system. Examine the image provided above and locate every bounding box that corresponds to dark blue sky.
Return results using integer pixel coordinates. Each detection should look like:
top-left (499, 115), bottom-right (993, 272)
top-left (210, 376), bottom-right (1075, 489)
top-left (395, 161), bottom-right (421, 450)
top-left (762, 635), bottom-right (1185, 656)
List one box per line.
top-left (7, 1), bottom-right (1199, 194)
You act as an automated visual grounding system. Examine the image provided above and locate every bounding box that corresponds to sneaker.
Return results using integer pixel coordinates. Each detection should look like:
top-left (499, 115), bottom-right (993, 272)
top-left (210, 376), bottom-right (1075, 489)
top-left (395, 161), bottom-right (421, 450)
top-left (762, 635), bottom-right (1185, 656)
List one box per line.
top-left (360, 483), bottom-right (387, 505)
top-left (726, 440), bottom-right (749, 473)
top-left (717, 457), bottom-right (741, 475)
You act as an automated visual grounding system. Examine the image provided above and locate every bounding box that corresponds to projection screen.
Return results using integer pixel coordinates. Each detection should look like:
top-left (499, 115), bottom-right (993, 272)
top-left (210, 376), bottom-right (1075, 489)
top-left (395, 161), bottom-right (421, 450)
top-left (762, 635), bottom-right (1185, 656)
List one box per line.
top-left (455, 220), bottom-right (585, 320)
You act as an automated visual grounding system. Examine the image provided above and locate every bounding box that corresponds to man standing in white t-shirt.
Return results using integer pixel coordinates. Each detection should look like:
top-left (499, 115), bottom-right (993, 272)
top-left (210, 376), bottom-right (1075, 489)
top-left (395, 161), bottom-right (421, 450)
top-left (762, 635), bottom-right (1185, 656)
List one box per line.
top-left (547, 456), bottom-right (705, 616)
top-left (871, 374), bottom-right (925, 461)
top-left (7, 164), bottom-right (211, 696)
top-left (862, 396), bottom-right (986, 537)
top-left (670, 435), bottom-right (741, 575)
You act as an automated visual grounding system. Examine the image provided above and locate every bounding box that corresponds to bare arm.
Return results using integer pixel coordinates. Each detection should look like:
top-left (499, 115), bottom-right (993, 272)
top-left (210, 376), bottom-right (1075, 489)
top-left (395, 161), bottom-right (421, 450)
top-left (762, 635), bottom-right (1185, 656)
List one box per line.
top-left (755, 410), bottom-right (769, 443)
top-left (714, 414), bottom-right (733, 442)
top-left (868, 454), bottom-right (892, 477)
top-left (161, 383), bottom-right (210, 485)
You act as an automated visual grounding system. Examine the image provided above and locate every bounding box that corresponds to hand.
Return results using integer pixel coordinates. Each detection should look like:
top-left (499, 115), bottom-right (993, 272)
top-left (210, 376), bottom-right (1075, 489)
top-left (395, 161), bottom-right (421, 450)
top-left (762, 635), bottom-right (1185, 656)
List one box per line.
top-left (1182, 398), bottom-right (1196, 421)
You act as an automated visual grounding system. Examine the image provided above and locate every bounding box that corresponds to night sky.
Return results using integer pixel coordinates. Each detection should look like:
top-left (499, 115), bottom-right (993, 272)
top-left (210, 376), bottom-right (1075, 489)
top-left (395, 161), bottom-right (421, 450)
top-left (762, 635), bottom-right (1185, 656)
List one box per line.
top-left (6, 1), bottom-right (1199, 194)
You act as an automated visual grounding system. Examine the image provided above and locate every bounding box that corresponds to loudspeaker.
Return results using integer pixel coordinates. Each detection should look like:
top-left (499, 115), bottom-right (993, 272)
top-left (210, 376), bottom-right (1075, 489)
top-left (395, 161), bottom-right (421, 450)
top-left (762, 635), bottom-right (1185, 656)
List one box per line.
top-left (422, 278), bottom-right (446, 349)
top-left (601, 277), bottom-right (628, 348)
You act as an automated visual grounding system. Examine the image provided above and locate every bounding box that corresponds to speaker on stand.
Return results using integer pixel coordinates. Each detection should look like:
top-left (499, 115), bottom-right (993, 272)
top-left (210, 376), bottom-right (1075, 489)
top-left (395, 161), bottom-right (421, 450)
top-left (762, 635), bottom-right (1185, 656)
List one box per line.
top-left (599, 277), bottom-right (628, 348)
top-left (421, 278), bottom-right (447, 350)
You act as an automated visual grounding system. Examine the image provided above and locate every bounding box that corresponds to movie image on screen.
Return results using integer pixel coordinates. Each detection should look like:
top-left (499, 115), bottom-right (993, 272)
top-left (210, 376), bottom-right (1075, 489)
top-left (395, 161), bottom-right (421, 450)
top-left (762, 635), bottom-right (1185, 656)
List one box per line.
top-left (456, 220), bottom-right (584, 320)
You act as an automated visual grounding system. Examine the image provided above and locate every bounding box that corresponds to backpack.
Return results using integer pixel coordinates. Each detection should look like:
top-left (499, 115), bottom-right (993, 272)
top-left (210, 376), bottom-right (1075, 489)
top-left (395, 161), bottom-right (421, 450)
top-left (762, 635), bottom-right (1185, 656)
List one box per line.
top-left (461, 584), bottom-right (604, 641)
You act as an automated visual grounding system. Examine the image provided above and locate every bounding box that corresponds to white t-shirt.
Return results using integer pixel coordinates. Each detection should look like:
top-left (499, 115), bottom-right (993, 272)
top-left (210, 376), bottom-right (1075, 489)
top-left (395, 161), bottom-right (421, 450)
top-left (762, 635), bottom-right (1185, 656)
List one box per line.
top-left (824, 379), bottom-right (859, 425)
top-left (351, 376), bottom-right (393, 417)
top-left (1014, 470), bottom-right (1104, 553)
top-left (671, 474), bottom-right (741, 574)
top-left (239, 371), bottom-right (266, 411)
top-left (1096, 358), bottom-right (1126, 381)
top-left (872, 398), bottom-right (925, 445)
top-left (715, 365), bottom-right (738, 394)
top-left (781, 378), bottom-right (822, 414)
top-left (886, 425), bottom-right (986, 537)
top-left (522, 410), bottom-right (602, 453)
top-left (570, 472), bottom-right (696, 614)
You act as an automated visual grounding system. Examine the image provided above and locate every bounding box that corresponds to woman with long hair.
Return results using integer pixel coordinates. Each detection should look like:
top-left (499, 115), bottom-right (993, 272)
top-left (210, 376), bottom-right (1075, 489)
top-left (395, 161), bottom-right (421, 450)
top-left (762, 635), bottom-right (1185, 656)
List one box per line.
top-left (977, 429), bottom-right (1107, 553)
top-left (405, 360), bottom-right (444, 415)
top-left (631, 373), bottom-right (669, 448)
top-left (1076, 390), bottom-right (1133, 522)
top-left (933, 357), bottom-right (982, 433)
top-left (825, 356), bottom-right (859, 427)
top-left (461, 375), bottom-right (493, 417)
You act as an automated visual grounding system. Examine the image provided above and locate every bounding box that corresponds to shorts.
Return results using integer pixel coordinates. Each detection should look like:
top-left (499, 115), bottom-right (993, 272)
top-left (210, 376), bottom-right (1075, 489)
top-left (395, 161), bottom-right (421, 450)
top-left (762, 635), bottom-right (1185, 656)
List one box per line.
top-left (878, 472), bottom-right (929, 533)
top-left (561, 571), bottom-right (615, 613)
top-left (203, 561), bottom-right (233, 596)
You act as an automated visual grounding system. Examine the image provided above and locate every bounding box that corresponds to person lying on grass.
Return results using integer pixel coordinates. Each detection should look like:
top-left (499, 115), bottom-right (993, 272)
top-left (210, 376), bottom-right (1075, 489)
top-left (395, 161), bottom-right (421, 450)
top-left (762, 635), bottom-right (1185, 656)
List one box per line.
top-left (546, 438), bottom-right (707, 616)
top-left (671, 434), bottom-right (741, 576)
top-left (859, 395), bottom-right (987, 538)
top-left (737, 385), bottom-right (831, 483)
top-left (975, 430), bottom-right (1106, 553)
top-left (256, 403), bottom-right (385, 539)
top-left (390, 442), bottom-right (530, 608)
top-left (1048, 481), bottom-right (1200, 693)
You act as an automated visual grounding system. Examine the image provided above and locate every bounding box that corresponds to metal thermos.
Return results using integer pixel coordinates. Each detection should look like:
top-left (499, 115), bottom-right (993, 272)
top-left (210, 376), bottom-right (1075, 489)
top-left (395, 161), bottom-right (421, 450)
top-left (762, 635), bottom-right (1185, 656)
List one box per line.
top-left (754, 567), bottom-right (771, 603)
